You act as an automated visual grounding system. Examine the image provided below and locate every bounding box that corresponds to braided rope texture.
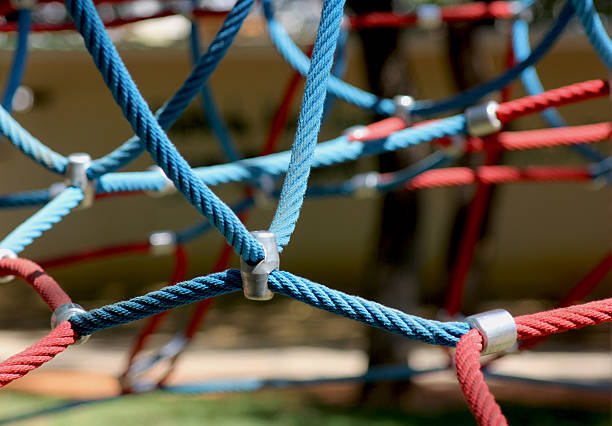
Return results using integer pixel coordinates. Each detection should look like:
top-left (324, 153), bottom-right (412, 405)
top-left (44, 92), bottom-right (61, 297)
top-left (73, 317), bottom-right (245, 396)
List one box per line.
top-left (496, 80), bottom-right (609, 122)
top-left (455, 329), bottom-right (508, 426)
top-left (64, 0), bottom-right (264, 264)
top-left (87, 0), bottom-right (253, 177)
top-left (0, 187), bottom-right (83, 254)
top-left (0, 321), bottom-right (76, 387)
top-left (270, 0), bottom-right (347, 248)
top-left (0, 258), bottom-right (71, 309)
top-left (515, 298), bottom-right (612, 339)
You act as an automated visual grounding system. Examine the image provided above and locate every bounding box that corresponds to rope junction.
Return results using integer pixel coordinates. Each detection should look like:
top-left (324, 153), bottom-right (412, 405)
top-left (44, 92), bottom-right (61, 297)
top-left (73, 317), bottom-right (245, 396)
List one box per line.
top-left (0, 0), bottom-right (612, 424)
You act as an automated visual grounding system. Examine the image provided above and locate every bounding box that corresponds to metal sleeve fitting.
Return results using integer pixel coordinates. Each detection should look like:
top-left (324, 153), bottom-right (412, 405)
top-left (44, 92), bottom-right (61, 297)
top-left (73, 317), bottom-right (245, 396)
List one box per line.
top-left (51, 302), bottom-right (90, 344)
top-left (65, 153), bottom-right (95, 208)
top-left (146, 165), bottom-right (176, 197)
top-left (148, 231), bottom-right (177, 256)
top-left (466, 309), bottom-right (517, 355)
top-left (0, 249), bottom-right (17, 283)
top-left (240, 231), bottom-right (279, 301)
top-left (393, 95), bottom-right (415, 125)
top-left (465, 101), bottom-right (502, 137)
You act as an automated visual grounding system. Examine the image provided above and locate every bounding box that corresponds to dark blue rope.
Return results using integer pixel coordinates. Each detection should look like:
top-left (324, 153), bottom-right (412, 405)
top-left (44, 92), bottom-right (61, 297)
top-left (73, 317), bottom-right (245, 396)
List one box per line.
top-left (64, 0), bottom-right (264, 264)
top-left (69, 269), bottom-right (469, 347)
top-left (1, 8), bottom-right (30, 112)
top-left (188, 0), bottom-right (241, 163)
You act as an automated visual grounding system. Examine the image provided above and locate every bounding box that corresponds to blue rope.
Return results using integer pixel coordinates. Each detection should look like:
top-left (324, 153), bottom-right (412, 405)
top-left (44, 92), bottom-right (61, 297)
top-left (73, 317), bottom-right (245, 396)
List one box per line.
top-left (270, 0), bottom-right (347, 250)
top-left (512, 17), bottom-right (604, 162)
top-left (189, 0), bottom-right (241, 163)
top-left (164, 365), bottom-right (443, 395)
top-left (0, 187), bottom-right (82, 254)
top-left (263, 0), bottom-right (574, 117)
top-left (96, 115), bottom-right (467, 193)
top-left (85, 0), bottom-right (253, 179)
top-left (1, 8), bottom-right (30, 112)
top-left (0, 189), bottom-right (50, 209)
top-left (64, 0), bottom-right (264, 264)
top-left (321, 23), bottom-right (349, 122)
top-left (69, 269), bottom-right (469, 347)
top-left (571, 0), bottom-right (612, 71)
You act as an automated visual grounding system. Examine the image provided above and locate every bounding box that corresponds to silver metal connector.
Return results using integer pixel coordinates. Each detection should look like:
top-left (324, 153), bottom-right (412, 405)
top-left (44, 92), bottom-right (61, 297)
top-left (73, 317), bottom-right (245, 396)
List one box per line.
top-left (393, 95), bottom-right (415, 125)
top-left (465, 101), bottom-right (502, 137)
top-left (51, 302), bottom-right (90, 344)
top-left (416, 4), bottom-right (443, 30)
top-left (0, 248), bottom-right (17, 283)
top-left (65, 153), bottom-right (95, 208)
top-left (146, 165), bottom-right (175, 197)
top-left (240, 231), bottom-right (279, 301)
top-left (149, 231), bottom-right (177, 256)
top-left (466, 309), bottom-right (517, 355)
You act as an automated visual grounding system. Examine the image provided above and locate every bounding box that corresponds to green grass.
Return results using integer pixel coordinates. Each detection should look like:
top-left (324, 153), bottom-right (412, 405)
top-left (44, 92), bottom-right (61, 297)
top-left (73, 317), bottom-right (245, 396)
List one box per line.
top-left (0, 391), bottom-right (608, 426)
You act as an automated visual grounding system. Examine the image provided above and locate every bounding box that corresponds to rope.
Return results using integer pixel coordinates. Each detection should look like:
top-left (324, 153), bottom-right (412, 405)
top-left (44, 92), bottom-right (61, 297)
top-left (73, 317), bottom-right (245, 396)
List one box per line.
top-left (0, 187), bottom-right (83, 254)
top-left (0, 321), bottom-right (77, 387)
top-left (456, 298), bottom-right (612, 425)
top-left (404, 165), bottom-right (592, 190)
top-left (86, 0), bottom-right (254, 178)
top-left (64, 0), bottom-right (264, 264)
top-left (270, 0), bottom-right (346, 249)
top-left (1, 8), bottom-right (30, 111)
top-left (68, 269), bottom-right (469, 346)
top-left (348, 1), bottom-right (516, 30)
top-left (512, 16), bottom-right (604, 162)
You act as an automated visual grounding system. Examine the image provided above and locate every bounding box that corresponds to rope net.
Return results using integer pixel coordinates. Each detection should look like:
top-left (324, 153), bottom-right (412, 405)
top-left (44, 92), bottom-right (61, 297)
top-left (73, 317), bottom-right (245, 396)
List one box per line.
top-left (0, 0), bottom-right (611, 424)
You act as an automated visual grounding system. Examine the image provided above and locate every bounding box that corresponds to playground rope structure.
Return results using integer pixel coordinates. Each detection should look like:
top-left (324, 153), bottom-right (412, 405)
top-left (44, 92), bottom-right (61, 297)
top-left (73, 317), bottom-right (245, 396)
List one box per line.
top-left (0, 0), bottom-right (612, 424)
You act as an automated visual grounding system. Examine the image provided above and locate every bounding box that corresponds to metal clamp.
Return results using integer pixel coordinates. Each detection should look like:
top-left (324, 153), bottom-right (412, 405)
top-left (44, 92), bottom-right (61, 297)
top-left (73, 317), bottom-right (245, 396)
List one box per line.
top-left (0, 249), bottom-right (17, 283)
top-left (466, 309), bottom-right (517, 355)
top-left (65, 153), bottom-right (95, 208)
top-left (240, 231), bottom-right (279, 301)
top-left (149, 231), bottom-right (177, 256)
top-left (51, 302), bottom-right (90, 344)
top-left (393, 95), bottom-right (414, 125)
top-left (465, 101), bottom-right (502, 137)
top-left (416, 4), bottom-right (443, 30)
top-left (343, 125), bottom-right (368, 141)
top-left (350, 172), bottom-right (380, 199)
top-left (146, 165), bottom-right (175, 197)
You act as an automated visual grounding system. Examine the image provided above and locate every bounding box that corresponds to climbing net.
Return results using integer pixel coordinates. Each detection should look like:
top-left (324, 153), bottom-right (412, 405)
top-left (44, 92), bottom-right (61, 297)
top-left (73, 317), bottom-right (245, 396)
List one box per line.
top-left (0, 0), bottom-right (612, 424)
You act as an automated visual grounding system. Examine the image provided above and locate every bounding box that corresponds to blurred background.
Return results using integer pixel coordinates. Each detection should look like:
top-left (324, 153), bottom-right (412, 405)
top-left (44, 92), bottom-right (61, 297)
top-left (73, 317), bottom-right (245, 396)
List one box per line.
top-left (0, 0), bottom-right (610, 424)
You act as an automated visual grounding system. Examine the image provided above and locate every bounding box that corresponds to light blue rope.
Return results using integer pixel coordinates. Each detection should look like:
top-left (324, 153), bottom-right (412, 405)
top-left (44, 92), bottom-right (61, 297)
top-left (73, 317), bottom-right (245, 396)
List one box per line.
top-left (0, 187), bottom-right (82, 254)
top-left (270, 0), bottom-right (347, 250)
top-left (1, 8), bottom-right (31, 112)
top-left (64, 0), bottom-right (264, 264)
top-left (512, 17), bottom-right (604, 162)
top-left (69, 269), bottom-right (469, 346)
top-left (86, 0), bottom-right (253, 178)
top-left (189, 0), bottom-right (241, 163)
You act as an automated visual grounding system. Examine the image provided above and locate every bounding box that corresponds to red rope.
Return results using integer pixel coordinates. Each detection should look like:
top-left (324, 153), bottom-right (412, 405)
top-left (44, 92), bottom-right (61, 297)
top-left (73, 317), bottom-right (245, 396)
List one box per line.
top-left (0, 258), bottom-right (71, 310)
top-left (348, 1), bottom-right (515, 30)
top-left (456, 298), bottom-right (612, 425)
top-left (349, 81), bottom-right (610, 143)
top-left (496, 80), bottom-right (610, 123)
top-left (0, 259), bottom-right (77, 387)
top-left (0, 321), bottom-right (77, 387)
top-left (455, 329), bottom-right (508, 426)
top-left (402, 165), bottom-right (591, 190)
top-left (38, 242), bottom-right (150, 270)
